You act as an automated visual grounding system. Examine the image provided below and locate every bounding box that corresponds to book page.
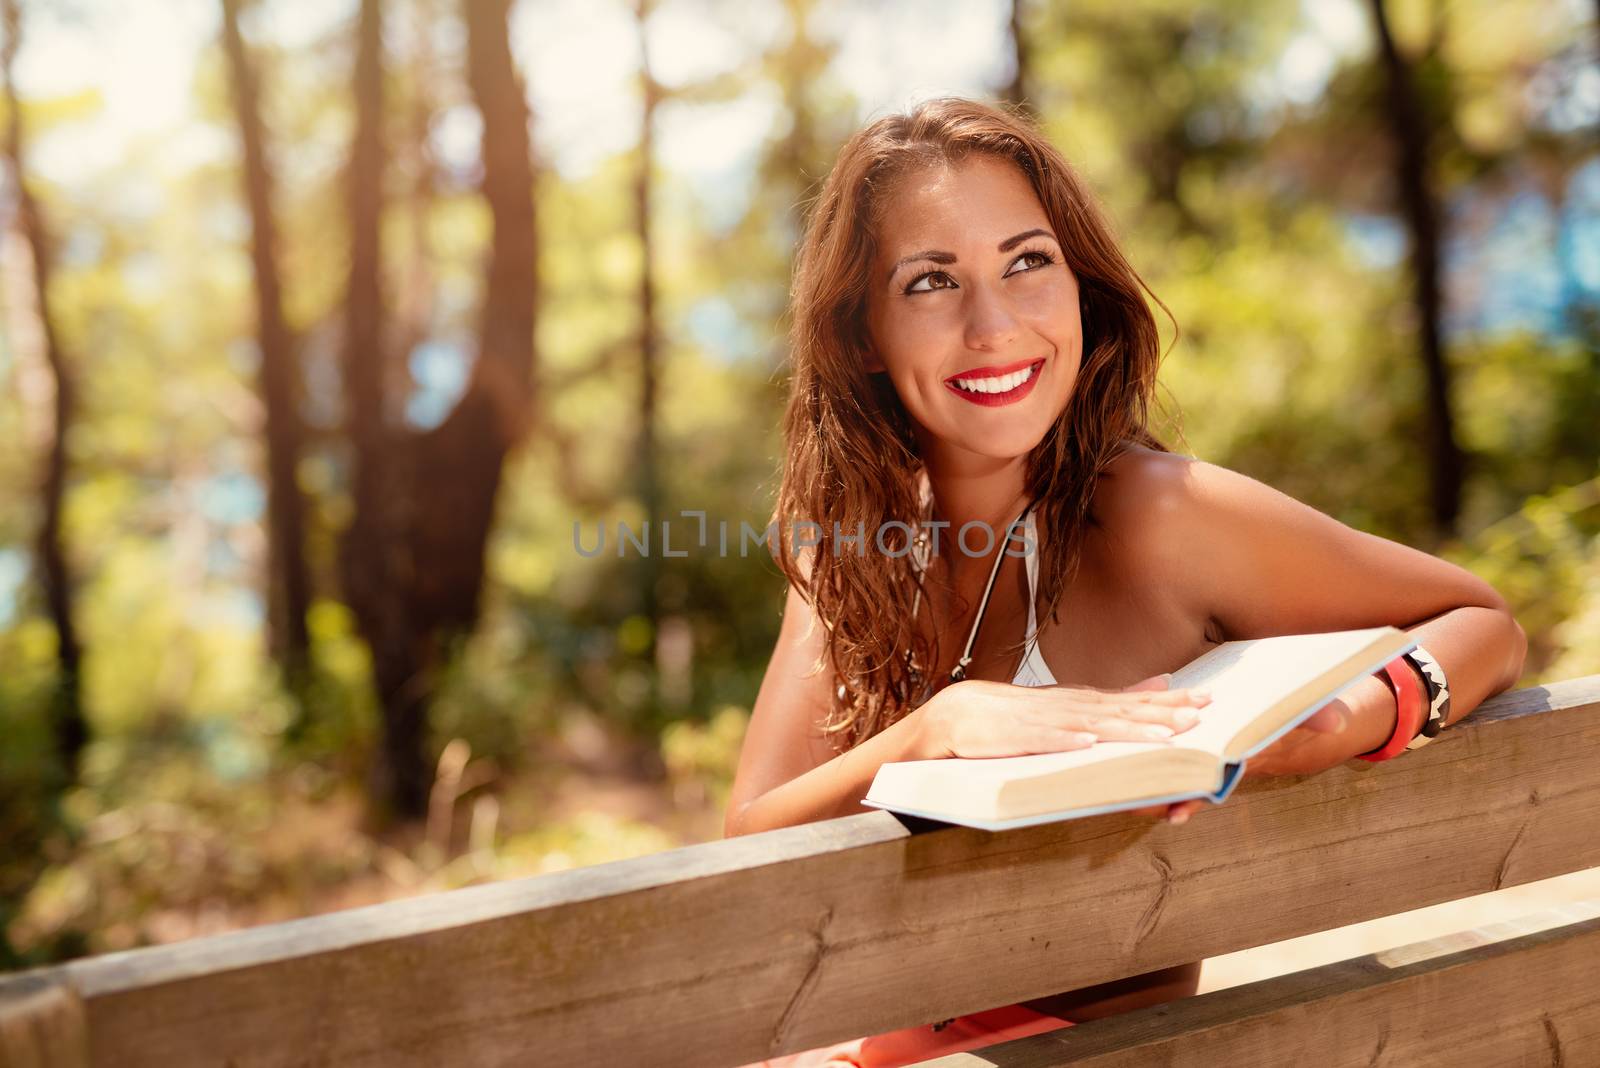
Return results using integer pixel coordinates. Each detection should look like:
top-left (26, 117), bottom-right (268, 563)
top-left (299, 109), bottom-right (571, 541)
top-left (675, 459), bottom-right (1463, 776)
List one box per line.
top-left (865, 627), bottom-right (1406, 796)
top-left (1166, 627), bottom-right (1404, 756)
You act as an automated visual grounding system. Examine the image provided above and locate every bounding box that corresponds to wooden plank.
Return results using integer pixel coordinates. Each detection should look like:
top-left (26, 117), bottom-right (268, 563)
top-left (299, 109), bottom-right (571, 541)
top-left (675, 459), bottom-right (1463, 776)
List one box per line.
top-left (0, 677), bottom-right (1596, 1067)
top-left (0, 975), bottom-right (87, 1068)
top-left (925, 905), bottom-right (1600, 1067)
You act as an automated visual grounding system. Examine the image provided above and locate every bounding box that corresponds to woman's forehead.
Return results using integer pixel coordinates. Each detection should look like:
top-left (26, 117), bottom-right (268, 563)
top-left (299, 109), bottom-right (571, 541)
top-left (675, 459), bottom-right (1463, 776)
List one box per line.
top-left (874, 157), bottom-right (1053, 254)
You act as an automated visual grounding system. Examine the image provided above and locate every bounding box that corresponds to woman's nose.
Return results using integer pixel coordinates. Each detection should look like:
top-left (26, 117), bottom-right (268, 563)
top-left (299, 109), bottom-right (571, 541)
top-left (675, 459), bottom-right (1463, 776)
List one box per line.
top-left (962, 284), bottom-right (1021, 351)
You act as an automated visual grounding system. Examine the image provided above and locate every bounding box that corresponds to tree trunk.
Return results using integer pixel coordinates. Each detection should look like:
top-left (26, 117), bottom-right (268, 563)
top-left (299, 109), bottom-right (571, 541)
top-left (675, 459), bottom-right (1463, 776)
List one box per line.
top-left (336, 0), bottom-right (539, 821)
top-left (634, 0), bottom-right (661, 674)
top-left (462, 0), bottom-right (536, 445)
top-left (337, 0), bottom-right (431, 819)
top-left (1005, 0), bottom-right (1030, 110)
top-left (409, 0), bottom-right (539, 640)
top-left (778, 0), bottom-right (821, 231)
top-left (1, 0), bottom-right (85, 780)
top-left (397, 0), bottom-right (436, 399)
top-left (218, 0), bottom-right (315, 711)
top-left (1367, 0), bottom-right (1463, 536)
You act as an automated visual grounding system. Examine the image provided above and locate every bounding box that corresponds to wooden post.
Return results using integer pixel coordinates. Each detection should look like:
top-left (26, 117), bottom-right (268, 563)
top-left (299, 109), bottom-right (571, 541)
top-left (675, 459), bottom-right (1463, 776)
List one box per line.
top-left (0, 977), bottom-right (87, 1068)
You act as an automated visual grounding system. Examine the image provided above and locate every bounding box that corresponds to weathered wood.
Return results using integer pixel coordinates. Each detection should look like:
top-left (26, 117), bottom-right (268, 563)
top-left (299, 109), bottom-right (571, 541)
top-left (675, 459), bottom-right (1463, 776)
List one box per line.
top-left (0, 976), bottom-right (87, 1068)
top-left (929, 905), bottom-right (1600, 1066)
top-left (1, 677), bottom-right (1596, 1067)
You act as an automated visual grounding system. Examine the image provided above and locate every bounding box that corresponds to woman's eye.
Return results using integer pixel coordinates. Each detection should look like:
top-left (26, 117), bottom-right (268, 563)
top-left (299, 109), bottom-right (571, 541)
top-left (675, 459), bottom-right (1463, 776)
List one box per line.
top-left (1005, 250), bottom-right (1054, 276)
top-left (906, 271), bottom-right (956, 293)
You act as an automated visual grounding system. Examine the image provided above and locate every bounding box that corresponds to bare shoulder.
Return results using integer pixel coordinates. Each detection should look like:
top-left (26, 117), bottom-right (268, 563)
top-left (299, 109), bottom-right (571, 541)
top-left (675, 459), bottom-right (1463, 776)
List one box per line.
top-left (1095, 444), bottom-right (1282, 538)
top-left (1091, 444), bottom-right (1205, 556)
top-left (1095, 445), bottom-right (1513, 641)
top-left (1088, 446), bottom-right (1241, 626)
top-left (1093, 445), bottom-right (1333, 567)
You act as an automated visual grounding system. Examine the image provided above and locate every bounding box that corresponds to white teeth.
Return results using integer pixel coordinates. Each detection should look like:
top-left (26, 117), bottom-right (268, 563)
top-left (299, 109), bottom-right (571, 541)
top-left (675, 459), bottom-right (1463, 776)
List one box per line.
top-left (953, 363), bottom-right (1036, 394)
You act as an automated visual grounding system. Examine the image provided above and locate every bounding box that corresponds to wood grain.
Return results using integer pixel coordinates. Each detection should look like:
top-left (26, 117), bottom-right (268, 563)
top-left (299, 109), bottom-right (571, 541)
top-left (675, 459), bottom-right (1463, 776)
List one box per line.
top-left (0, 676), bottom-right (1595, 1067)
top-left (925, 910), bottom-right (1600, 1066)
top-left (0, 975), bottom-right (87, 1068)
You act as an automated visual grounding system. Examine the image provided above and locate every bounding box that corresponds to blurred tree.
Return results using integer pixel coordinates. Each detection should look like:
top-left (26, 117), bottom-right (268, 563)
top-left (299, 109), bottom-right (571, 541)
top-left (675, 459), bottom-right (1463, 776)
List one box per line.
top-left (1, 0), bottom-right (85, 780)
top-left (721, 0), bottom-right (840, 330)
top-left (421, 0), bottom-right (539, 683)
top-left (1367, 0), bottom-right (1463, 536)
top-left (1005, 0), bottom-right (1032, 111)
top-left (396, 0), bottom-right (437, 396)
top-left (337, 0), bottom-right (539, 818)
top-left (337, 0), bottom-right (421, 816)
top-left (634, 0), bottom-right (663, 664)
top-left (1030, 4), bottom-right (1272, 235)
top-left (218, 0), bottom-right (315, 714)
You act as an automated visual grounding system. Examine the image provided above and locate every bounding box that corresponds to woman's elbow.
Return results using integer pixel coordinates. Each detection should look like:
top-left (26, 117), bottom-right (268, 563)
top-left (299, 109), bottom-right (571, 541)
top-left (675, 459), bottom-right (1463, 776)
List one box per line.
top-left (1464, 577), bottom-right (1526, 692)
top-left (723, 798), bottom-right (753, 839)
top-left (1502, 614), bottom-right (1529, 691)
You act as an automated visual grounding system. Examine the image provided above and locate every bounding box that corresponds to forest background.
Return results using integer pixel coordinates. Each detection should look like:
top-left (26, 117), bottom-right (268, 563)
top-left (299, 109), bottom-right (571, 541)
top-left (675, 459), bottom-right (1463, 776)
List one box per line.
top-left (1, 0), bottom-right (1597, 971)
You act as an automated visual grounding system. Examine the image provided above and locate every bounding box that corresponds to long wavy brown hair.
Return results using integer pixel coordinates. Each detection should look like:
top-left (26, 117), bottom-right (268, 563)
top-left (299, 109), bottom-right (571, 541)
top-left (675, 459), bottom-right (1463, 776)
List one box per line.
top-left (774, 97), bottom-right (1177, 752)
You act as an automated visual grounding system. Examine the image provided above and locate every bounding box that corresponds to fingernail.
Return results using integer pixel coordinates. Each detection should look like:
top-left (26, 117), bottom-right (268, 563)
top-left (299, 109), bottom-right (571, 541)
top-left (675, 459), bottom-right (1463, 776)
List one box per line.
top-left (1190, 689), bottom-right (1211, 702)
top-left (1142, 725), bottom-right (1174, 740)
top-left (1174, 709), bottom-right (1199, 727)
top-left (1169, 810), bottom-right (1189, 825)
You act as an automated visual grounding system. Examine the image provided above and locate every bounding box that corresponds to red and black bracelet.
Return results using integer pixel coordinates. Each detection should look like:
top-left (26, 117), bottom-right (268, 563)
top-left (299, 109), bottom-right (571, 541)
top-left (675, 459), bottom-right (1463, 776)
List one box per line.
top-left (1356, 657), bottom-right (1427, 763)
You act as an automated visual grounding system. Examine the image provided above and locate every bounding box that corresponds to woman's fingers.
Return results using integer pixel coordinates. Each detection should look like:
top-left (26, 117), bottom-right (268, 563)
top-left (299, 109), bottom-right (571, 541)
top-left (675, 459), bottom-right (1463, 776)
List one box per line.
top-left (936, 679), bottom-right (1214, 758)
top-left (1165, 799), bottom-right (1206, 824)
top-left (1106, 703), bottom-right (1204, 731)
top-left (971, 727), bottom-right (1095, 758)
top-left (1299, 703), bottom-right (1347, 733)
top-left (1062, 716), bottom-right (1179, 743)
top-left (1036, 695), bottom-right (1207, 734)
top-left (1131, 799), bottom-right (1206, 823)
top-left (1028, 707), bottom-right (1190, 742)
top-left (1073, 687), bottom-right (1211, 706)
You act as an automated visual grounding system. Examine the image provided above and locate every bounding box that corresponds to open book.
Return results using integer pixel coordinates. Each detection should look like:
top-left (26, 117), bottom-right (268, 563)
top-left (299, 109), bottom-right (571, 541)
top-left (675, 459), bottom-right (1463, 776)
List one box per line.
top-left (861, 626), bottom-right (1416, 831)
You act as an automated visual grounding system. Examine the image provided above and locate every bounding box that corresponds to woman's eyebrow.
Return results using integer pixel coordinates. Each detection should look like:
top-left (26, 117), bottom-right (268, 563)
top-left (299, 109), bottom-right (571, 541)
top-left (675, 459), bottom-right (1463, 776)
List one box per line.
top-left (997, 227), bottom-right (1054, 252)
top-left (889, 228), bottom-right (1058, 278)
top-left (890, 249), bottom-right (956, 276)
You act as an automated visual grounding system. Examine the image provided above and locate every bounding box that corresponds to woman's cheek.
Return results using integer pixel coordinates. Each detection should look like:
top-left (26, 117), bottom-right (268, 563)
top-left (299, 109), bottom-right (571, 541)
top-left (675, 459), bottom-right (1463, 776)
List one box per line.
top-left (1014, 283), bottom-right (1078, 328)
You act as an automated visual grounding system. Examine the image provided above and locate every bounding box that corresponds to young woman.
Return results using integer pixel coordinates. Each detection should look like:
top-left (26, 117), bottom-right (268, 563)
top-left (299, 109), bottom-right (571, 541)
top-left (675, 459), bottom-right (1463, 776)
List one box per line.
top-left (725, 97), bottom-right (1526, 1066)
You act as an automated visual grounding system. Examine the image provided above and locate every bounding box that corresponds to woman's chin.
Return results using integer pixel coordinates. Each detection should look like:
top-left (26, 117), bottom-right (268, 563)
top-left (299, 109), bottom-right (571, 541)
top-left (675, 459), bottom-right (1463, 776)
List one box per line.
top-left (937, 424), bottom-right (1054, 463)
top-left (909, 403), bottom-right (1063, 465)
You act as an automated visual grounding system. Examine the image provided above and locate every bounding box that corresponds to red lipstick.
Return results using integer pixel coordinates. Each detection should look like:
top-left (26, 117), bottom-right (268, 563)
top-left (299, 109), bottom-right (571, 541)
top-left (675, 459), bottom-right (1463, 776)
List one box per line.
top-left (943, 358), bottom-right (1045, 408)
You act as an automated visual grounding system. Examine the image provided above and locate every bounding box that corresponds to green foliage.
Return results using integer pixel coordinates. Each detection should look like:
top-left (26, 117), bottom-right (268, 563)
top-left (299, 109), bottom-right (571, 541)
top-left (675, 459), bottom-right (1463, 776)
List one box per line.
top-left (1447, 475), bottom-right (1600, 684)
top-left (660, 703), bottom-right (750, 815)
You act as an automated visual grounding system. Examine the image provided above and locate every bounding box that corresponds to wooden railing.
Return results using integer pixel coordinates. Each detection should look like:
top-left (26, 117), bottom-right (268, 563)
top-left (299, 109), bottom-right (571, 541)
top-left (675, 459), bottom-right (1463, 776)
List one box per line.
top-left (2, 676), bottom-right (1598, 1067)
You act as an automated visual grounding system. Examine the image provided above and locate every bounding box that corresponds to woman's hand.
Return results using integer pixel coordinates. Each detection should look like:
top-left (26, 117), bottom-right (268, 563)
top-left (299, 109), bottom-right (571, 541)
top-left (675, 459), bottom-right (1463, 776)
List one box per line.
top-left (1134, 689), bottom-right (1378, 825)
top-left (912, 673), bottom-right (1211, 760)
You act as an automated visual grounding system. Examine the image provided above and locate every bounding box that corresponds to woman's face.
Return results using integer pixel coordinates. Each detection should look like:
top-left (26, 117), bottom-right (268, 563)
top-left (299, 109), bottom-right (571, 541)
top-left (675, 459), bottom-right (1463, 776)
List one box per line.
top-left (864, 155), bottom-right (1081, 465)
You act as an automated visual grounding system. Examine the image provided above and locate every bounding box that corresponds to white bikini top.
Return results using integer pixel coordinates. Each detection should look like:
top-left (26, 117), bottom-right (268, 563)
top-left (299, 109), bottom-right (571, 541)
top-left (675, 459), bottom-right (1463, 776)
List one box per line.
top-left (909, 502), bottom-right (1059, 691)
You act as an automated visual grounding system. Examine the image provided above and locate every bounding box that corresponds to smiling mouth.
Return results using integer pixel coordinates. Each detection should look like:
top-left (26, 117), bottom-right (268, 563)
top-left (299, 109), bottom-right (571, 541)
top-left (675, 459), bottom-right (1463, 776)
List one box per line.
top-left (944, 358), bottom-right (1046, 407)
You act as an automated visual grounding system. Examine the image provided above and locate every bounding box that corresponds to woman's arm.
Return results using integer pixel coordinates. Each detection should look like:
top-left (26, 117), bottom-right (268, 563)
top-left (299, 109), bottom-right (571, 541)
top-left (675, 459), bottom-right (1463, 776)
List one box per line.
top-left (726, 569), bottom-right (1210, 837)
top-left (1244, 604), bottom-right (1525, 779)
top-left (1153, 458), bottom-right (1527, 782)
top-left (724, 580), bottom-right (936, 837)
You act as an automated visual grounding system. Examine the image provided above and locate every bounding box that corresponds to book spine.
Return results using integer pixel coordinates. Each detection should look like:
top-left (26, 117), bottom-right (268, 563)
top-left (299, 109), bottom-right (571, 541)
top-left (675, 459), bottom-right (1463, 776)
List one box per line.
top-left (1209, 761), bottom-right (1246, 803)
